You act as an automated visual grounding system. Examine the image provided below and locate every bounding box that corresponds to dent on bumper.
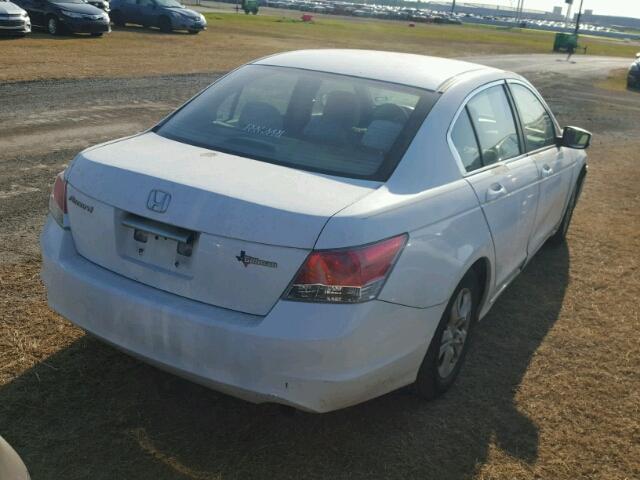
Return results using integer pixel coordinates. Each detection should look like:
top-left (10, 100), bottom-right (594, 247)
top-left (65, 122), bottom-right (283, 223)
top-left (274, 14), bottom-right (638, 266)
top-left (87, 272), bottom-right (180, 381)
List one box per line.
top-left (41, 218), bottom-right (443, 412)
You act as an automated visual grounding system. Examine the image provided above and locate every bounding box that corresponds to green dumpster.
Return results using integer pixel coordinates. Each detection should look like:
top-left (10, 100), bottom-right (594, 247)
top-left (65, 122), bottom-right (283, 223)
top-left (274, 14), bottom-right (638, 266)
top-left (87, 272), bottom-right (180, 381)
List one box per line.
top-left (553, 33), bottom-right (579, 53)
top-left (242, 0), bottom-right (259, 15)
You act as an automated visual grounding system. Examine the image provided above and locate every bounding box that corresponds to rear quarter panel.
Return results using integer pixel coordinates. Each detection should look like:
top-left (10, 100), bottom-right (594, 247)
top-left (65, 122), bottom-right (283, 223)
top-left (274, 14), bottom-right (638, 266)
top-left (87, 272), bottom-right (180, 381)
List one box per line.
top-left (316, 179), bottom-right (494, 309)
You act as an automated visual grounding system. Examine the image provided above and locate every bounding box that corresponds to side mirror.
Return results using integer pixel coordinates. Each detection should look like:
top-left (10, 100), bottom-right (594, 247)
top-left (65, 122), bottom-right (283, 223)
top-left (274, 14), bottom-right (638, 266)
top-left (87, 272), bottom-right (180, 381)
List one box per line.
top-left (558, 126), bottom-right (592, 150)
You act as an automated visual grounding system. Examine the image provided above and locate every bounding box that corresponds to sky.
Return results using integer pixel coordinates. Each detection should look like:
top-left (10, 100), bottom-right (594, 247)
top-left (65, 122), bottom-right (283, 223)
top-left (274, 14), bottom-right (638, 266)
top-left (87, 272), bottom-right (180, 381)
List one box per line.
top-left (461, 1), bottom-right (640, 19)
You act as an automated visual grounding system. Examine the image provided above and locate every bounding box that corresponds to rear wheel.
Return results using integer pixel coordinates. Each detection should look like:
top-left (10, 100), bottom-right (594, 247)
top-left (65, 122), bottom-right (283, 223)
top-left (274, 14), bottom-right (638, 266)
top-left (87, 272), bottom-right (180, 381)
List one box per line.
top-left (111, 10), bottom-right (125, 27)
top-left (47, 16), bottom-right (60, 35)
top-left (158, 16), bottom-right (172, 32)
top-left (414, 270), bottom-right (480, 400)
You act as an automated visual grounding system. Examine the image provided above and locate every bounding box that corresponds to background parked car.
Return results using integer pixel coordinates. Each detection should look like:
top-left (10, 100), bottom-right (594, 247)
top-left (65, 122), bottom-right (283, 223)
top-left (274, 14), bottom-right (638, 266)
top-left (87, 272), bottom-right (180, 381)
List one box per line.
top-left (109, 0), bottom-right (206, 34)
top-left (12, 0), bottom-right (110, 35)
top-left (628, 53), bottom-right (640, 89)
top-left (0, 0), bottom-right (31, 36)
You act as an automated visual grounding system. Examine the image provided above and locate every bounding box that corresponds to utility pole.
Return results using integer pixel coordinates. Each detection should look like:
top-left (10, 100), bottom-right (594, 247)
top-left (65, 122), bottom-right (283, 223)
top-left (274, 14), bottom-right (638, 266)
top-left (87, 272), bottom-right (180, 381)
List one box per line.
top-left (451, 0), bottom-right (456, 13)
top-left (574, 0), bottom-right (585, 35)
top-left (516, 0), bottom-right (524, 22)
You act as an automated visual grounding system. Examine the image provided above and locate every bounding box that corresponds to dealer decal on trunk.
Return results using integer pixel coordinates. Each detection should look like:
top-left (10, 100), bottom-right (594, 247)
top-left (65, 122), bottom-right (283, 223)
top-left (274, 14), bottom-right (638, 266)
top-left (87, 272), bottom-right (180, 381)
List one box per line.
top-left (236, 251), bottom-right (277, 269)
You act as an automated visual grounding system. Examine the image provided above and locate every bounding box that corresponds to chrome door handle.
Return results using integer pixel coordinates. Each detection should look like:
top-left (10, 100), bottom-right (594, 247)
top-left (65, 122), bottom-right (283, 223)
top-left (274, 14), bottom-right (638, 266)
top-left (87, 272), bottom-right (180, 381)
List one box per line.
top-left (486, 183), bottom-right (507, 201)
top-left (541, 164), bottom-right (554, 177)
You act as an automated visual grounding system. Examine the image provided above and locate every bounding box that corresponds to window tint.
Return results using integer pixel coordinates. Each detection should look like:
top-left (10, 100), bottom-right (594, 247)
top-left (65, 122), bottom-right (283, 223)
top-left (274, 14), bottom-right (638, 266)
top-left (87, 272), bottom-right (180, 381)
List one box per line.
top-left (466, 85), bottom-right (520, 165)
top-left (155, 65), bottom-right (438, 181)
top-left (451, 109), bottom-right (481, 172)
top-left (509, 84), bottom-right (556, 152)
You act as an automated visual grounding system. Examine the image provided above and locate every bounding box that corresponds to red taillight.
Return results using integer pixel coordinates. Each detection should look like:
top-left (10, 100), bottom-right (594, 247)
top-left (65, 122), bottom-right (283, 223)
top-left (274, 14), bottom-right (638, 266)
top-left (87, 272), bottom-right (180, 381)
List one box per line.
top-left (49, 171), bottom-right (68, 227)
top-left (285, 234), bottom-right (408, 303)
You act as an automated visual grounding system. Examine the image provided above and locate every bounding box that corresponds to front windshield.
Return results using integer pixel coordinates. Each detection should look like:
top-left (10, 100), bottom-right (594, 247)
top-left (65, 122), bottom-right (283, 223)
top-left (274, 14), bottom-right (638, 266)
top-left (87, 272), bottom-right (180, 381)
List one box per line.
top-left (155, 0), bottom-right (183, 7)
top-left (155, 65), bottom-right (438, 181)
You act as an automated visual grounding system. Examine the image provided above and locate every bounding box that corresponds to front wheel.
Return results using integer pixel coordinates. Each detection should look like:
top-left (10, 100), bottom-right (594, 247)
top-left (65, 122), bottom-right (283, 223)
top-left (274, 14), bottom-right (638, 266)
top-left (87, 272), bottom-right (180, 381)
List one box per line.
top-left (548, 177), bottom-right (582, 246)
top-left (414, 270), bottom-right (480, 400)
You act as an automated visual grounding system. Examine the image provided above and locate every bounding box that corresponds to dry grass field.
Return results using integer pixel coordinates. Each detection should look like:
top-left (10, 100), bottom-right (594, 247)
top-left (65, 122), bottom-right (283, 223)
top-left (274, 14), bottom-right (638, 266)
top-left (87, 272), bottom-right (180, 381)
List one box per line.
top-left (0, 11), bottom-right (639, 480)
top-left (1, 12), bottom-right (639, 82)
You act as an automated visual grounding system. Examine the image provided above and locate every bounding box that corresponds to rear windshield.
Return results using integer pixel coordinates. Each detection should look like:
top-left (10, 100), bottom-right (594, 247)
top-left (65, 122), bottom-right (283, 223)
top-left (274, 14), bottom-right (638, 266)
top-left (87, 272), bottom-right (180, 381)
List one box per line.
top-left (155, 65), bottom-right (438, 181)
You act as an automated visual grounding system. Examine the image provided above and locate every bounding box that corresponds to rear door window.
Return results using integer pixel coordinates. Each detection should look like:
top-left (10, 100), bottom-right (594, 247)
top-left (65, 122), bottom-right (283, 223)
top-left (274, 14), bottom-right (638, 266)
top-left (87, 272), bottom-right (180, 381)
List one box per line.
top-left (509, 83), bottom-right (557, 152)
top-left (451, 109), bottom-right (482, 172)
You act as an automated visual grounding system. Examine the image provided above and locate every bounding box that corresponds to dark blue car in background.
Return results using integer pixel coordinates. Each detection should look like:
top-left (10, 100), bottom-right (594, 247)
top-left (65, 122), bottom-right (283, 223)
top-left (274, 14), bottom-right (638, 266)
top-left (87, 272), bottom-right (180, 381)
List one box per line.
top-left (628, 53), bottom-right (640, 90)
top-left (13, 0), bottom-right (109, 35)
top-left (110, 0), bottom-right (206, 33)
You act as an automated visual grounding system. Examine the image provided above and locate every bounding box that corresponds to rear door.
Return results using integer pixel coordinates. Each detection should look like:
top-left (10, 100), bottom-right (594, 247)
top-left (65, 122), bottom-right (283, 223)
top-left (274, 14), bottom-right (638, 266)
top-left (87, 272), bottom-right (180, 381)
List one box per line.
top-left (450, 82), bottom-right (540, 291)
top-left (507, 81), bottom-right (575, 253)
top-left (18, 0), bottom-right (43, 26)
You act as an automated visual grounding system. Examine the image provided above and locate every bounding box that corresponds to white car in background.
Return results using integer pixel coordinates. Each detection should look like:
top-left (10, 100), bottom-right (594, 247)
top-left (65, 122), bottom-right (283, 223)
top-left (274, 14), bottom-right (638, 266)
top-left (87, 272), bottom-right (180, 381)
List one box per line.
top-left (0, 0), bottom-right (30, 35)
top-left (41, 50), bottom-right (591, 412)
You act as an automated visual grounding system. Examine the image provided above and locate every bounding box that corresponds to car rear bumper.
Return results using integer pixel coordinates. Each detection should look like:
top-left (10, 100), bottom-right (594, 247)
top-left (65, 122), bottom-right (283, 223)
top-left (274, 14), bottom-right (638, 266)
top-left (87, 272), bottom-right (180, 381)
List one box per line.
top-left (41, 217), bottom-right (443, 412)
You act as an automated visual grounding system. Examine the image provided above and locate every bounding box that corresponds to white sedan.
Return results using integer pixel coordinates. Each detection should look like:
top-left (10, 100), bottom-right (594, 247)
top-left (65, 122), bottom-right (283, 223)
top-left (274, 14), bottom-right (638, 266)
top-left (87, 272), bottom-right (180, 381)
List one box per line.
top-left (41, 50), bottom-right (591, 412)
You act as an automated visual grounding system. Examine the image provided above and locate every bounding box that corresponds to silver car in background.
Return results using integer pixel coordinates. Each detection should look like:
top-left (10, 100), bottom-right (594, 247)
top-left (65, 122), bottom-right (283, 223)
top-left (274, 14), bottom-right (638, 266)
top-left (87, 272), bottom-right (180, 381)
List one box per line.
top-left (0, 0), bottom-right (31, 35)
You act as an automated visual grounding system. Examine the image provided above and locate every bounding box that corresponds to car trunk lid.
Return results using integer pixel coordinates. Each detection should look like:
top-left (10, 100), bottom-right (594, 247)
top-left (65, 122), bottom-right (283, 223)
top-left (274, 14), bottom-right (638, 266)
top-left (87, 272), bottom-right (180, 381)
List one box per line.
top-left (65, 133), bottom-right (378, 315)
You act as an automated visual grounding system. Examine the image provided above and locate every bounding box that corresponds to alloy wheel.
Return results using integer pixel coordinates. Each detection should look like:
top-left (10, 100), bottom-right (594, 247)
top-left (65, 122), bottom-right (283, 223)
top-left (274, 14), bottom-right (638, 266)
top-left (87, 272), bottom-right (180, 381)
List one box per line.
top-left (438, 287), bottom-right (472, 378)
top-left (48, 17), bottom-right (57, 35)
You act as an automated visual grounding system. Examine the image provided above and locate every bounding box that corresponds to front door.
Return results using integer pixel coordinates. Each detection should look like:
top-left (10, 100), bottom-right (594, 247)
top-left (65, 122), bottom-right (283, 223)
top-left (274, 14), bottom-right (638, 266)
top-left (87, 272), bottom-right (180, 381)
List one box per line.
top-left (507, 81), bottom-right (576, 254)
top-left (135, 0), bottom-right (156, 26)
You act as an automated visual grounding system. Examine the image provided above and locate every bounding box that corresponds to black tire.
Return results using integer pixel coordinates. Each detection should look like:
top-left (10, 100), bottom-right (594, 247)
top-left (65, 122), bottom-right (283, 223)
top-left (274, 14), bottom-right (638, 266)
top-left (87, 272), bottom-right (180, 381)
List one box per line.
top-left (187, 29), bottom-right (199, 34)
top-left (111, 10), bottom-right (125, 27)
top-left (548, 175), bottom-right (583, 246)
top-left (158, 16), bottom-right (172, 32)
top-left (47, 16), bottom-right (60, 36)
top-left (90, 32), bottom-right (103, 37)
top-left (414, 269), bottom-right (480, 400)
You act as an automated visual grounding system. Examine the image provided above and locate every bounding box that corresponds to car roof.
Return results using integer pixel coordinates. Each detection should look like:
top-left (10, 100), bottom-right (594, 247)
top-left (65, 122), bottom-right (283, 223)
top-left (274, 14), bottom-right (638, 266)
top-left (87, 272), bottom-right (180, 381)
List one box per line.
top-left (253, 49), bottom-right (500, 91)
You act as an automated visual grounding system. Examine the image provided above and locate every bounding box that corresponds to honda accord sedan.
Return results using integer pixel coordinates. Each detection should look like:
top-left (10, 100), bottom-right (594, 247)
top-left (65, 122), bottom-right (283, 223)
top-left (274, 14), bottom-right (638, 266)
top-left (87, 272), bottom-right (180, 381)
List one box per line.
top-left (41, 50), bottom-right (591, 412)
top-left (13, 0), bottom-right (109, 35)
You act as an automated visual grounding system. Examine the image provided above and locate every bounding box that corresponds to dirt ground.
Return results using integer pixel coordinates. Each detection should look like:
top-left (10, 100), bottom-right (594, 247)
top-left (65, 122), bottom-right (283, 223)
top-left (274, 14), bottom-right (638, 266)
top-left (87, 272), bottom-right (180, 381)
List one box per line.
top-left (0, 40), bottom-right (639, 480)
